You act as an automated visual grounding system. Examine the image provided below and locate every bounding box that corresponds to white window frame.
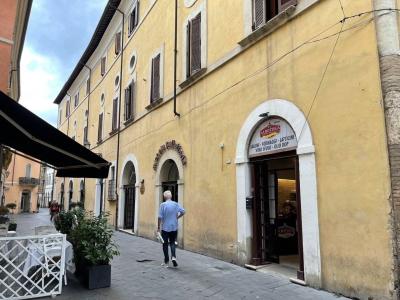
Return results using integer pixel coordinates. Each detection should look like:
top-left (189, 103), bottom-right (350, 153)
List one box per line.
top-left (128, 0), bottom-right (140, 36)
top-left (182, 0), bottom-right (207, 80)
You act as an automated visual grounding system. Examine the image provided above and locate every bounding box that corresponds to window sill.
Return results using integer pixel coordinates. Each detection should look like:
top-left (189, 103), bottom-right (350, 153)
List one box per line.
top-left (145, 98), bottom-right (163, 110)
top-left (124, 118), bottom-right (135, 126)
top-left (109, 129), bottom-right (118, 137)
top-left (238, 5), bottom-right (296, 48)
top-left (97, 140), bottom-right (103, 145)
top-left (83, 141), bottom-right (90, 148)
top-left (179, 68), bottom-right (207, 89)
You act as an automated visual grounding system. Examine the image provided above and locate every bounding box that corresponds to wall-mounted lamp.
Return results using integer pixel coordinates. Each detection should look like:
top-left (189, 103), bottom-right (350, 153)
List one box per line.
top-left (140, 179), bottom-right (145, 194)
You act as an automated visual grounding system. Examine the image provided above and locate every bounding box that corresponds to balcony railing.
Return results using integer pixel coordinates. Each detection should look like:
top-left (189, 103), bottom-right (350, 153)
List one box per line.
top-left (108, 180), bottom-right (116, 201)
top-left (19, 177), bottom-right (40, 186)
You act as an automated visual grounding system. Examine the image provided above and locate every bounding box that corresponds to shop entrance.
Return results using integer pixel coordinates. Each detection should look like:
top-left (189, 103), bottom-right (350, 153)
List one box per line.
top-left (122, 161), bottom-right (136, 231)
top-left (21, 190), bottom-right (31, 213)
top-left (160, 159), bottom-right (179, 202)
top-left (251, 153), bottom-right (304, 279)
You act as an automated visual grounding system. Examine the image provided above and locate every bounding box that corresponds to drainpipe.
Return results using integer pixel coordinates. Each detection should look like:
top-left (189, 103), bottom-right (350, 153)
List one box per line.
top-left (108, 2), bottom-right (124, 229)
top-left (80, 63), bottom-right (92, 148)
top-left (373, 0), bottom-right (400, 296)
top-left (173, 0), bottom-right (180, 117)
top-left (64, 92), bottom-right (71, 211)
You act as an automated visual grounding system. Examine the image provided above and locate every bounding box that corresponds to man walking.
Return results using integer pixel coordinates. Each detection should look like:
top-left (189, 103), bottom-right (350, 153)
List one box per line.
top-left (158, 190), bottom-right (185, 267)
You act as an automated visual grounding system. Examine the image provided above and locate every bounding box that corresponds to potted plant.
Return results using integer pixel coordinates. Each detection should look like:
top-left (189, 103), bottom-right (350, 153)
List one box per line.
top-left (70, 211), bottom-right (119, 289)
top-left (0, 206), bottom-right (10, 224)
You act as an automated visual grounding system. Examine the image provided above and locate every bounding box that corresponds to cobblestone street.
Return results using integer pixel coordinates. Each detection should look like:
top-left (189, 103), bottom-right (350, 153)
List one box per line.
top-left (13, 210), bottom-right (349, 300)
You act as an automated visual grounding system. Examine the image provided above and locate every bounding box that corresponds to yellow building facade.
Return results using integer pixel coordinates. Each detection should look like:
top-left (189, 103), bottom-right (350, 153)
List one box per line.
top-left (54, 0), bottom-right (400, 298)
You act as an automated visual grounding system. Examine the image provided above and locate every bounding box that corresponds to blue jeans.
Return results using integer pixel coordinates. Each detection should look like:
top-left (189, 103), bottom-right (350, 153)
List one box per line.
top-left (161, 230), bottom-right (177, 263)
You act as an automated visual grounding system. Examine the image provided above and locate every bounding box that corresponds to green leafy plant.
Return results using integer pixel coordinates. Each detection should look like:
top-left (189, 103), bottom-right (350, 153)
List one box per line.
top-left (5, 203), bottom-right (16, 211)
top-left (0, 206), bottom-right (9, 215)
top-left (70, 211), bottom-right (119, 266)
top-left (54, 208), bottom-right (84, 237)
top-left (70, 202), bottom-right (84, 209)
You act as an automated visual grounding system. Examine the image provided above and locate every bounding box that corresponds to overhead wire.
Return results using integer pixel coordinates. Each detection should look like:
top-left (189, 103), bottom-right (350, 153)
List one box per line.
top-left (118, 9), bottom-right (390, 149)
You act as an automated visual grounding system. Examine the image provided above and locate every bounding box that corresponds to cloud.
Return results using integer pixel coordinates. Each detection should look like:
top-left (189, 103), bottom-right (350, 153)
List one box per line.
top-left (19, 46), bottom-right (61, 127)
top-left (19, 0), bottom-right (109, 127)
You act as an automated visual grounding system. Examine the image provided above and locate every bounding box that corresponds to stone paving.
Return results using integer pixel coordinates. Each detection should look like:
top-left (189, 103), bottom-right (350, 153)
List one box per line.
top-left (14, 210), bottom-right (349, 300)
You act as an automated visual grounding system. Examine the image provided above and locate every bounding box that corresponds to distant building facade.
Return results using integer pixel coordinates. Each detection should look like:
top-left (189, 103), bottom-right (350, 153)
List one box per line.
top-left (0, 0), bottom-right (33, 206)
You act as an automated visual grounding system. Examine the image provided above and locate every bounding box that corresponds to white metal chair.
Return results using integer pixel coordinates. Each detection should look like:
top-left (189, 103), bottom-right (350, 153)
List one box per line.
top-left (34, 225), bottom-right (57, 235)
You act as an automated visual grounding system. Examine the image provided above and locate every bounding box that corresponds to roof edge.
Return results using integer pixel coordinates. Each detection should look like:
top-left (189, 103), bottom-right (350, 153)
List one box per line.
top-left (53, 0), bottom-right (121, 104)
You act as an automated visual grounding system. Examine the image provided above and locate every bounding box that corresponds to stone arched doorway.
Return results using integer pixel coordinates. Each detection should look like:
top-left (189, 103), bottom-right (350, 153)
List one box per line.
top-left (160, 159), bottom-right (179, 202)
top-left (120, 160), bottom-right (137, 231)
top-left (235, 99), bottom-right (321, 287)
top-left (155, 150), bottom-right (185, 246)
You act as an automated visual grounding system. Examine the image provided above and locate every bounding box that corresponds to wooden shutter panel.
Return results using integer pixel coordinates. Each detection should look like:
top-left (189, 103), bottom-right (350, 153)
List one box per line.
top-left (186, 21), bottom-right (191, 78)
top-left (112, 98), bottom-right (118, 130)
top-left (151, 54), bottom-right (160, 102)
top-left (101, 57), bottom-right (106, 76)
top-left (278, 0), bottom-right (297, 12)
top-left (253, 0), bottom-right (265, 30)
top-left (115, 32), bottom-right (121, 54)
top-left (83, 126), bottom-right (88, 144)
top-left (190, 13), bottom-right (201, 74)
top-left (130, 80), bottom-right (135, 119)
top-left (124, 88), bottom-right (129, 121)
top-left (134, 1), bottom-right (139, 28)
top-left (98, 113), bottom-right (103, 142)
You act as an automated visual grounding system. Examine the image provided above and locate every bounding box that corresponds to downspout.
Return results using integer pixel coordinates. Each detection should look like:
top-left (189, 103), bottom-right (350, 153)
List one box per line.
top-left (108, 3), bottom-right (125, 229)
top-left (64, 92), bottom-right (71, 210)
top-left (373, 1), bottom-right (400, 296)
top-left (173, 0), bottom-right (180, 117)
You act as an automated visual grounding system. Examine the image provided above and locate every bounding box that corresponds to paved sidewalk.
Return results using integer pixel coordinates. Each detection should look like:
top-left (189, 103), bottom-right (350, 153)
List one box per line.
top-left (15, 210), bottom-right (348, 300)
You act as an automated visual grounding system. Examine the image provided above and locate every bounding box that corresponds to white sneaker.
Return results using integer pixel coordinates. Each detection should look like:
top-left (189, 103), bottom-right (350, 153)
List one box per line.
top-left (171, 257), bottom-right (178, 267)
top-left (175, 241), bottom-right (178, 246)
top-left (161, 262), bottom-right (169, 268)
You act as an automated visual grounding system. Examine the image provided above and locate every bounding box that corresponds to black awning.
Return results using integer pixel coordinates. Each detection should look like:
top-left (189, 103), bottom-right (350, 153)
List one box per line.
top-left (0, 91), bottom-right (110, 178)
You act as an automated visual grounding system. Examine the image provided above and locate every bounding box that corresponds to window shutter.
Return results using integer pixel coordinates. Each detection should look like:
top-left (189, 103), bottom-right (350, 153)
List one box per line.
top-left (112, 98), bottom-right (118, 130)
top-left (101, 57), bottom-right (106, 76)
top-left (124, 88), bottom-right (129, 121)
top-left (130, 80), bottom-right (135, 119)
top-left (115, 32), bottom-right (121, 54)
top-left (98, 113), bottom-right (103, 142)
top-left (86, 79), bottom-right (90, 95)
top-left (83, 126), bottom-right (88, 144)
top-left (253, 0), bottom-right (266, 30)
top-left (134, 1), bottom-right (139, 28)
top-left (278, 0), bottom-right (297, 12)
top-left (151, 54), bottom-right (160, 102)
top-left (190, 13), bottom-right (201, 74)
top-left (186, 21), bottom-right (191, 78)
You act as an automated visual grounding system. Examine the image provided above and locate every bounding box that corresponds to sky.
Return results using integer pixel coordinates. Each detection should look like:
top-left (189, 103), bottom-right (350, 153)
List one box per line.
top-left (19, 0), bottom-right (108, 126)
